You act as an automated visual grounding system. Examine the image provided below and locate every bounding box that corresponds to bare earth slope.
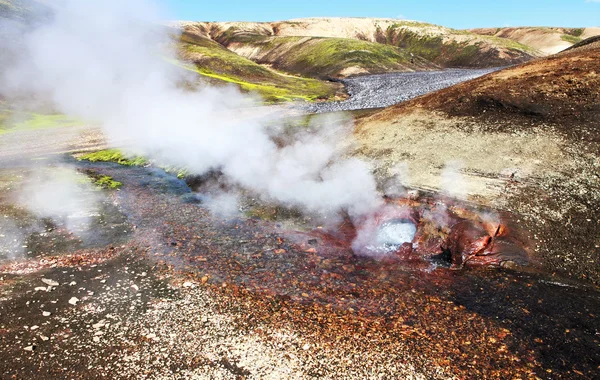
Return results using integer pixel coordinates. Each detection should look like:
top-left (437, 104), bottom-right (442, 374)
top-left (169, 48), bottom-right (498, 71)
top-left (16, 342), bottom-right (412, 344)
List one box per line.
top-left (356, 46), bottom-right (600, 285)
top-left (470, 27), bottom-right (600, 55)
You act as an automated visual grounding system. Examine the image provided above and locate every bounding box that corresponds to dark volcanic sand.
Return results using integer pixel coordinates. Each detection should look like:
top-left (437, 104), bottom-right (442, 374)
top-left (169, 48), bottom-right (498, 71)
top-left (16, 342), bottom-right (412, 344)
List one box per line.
top-left (2, 160), bottom-right (598, 378)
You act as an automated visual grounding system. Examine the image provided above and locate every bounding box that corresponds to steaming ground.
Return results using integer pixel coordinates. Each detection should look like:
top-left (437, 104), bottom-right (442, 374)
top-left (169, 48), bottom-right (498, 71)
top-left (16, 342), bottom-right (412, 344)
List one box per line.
top-left (304, 68), bottom-right (497, 113)
top-left (2, 158), bottom-right (599, 378)
top-left (1, 0), bottom-right (599, 378)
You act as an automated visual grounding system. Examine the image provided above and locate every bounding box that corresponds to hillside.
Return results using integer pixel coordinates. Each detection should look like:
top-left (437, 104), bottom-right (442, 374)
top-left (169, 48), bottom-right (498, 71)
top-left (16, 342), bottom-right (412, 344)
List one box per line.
top-left (180, 18), bottom-right (540, 70)
top-left (470, 26), bottom-right (600, 55)
top-left (355, 45), bottom-right (600, 284)
top-left (0, 0), bottom-right (48, 21)
top-left (177, 31), bottom-right (344, 102)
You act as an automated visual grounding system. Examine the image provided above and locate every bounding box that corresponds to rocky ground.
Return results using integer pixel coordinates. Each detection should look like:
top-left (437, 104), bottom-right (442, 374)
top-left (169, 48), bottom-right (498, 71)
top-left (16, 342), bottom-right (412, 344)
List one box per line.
top-left (2, 47), bottom-right (600, 377)
top-left (1, 157), bottom-right (599, 379)
top-left (0, 117), bottom-right (599, 379)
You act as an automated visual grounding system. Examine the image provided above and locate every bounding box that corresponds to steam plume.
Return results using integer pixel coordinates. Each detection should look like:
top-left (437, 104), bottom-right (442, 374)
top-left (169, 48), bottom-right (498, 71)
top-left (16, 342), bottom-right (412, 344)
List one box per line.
top-left (0, 0), bottom-right (381, 221)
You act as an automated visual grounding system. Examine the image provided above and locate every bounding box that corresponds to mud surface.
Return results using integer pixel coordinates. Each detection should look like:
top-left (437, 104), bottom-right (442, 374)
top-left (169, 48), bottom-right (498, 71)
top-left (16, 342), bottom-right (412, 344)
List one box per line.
top-left (2, 160), bottom-right (599, 379)
top-left (304, 68), bottom-right (497, 113)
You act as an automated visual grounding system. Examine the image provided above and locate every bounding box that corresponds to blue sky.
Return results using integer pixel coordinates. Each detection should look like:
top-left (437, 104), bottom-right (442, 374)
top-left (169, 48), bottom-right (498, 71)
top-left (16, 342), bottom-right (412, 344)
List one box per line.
top-left (158, 0), bottom-right (600, 28)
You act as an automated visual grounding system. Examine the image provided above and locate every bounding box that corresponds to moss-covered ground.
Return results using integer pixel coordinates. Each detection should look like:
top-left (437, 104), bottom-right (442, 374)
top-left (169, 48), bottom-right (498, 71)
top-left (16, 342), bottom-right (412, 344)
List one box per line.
top-left (220, 32), bottom-right (435, 78)
top-left (379, 24), bottom-right (537, 67)
top-left (0, 102), bottom-right (81, 135)
top-left (78, 149), bottom-right (148, 167)
top-left (177, 33), bottom-right (340, 103)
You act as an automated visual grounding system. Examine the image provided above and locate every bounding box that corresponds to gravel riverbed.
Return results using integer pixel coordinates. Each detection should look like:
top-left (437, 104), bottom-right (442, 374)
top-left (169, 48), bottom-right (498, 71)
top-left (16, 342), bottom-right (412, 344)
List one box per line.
top-left (304, 68), bottom-right (498, 113)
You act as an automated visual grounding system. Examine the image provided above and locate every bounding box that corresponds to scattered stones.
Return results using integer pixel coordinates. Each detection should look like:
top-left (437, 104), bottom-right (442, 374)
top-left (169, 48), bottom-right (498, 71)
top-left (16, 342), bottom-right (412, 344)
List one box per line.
top-left (92, 320), bottom-right (106, 329)
top-left (304, 69), bottom-right (497, 113)
top-left (42, 279), bottom-right (59, 287)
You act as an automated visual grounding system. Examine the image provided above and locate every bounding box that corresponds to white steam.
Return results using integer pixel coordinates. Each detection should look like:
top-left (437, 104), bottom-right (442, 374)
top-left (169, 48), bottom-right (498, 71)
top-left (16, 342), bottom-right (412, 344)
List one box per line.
top-left (0, 0), bottom-right (381, 221)
top-left (17, 167), bottom-right (101, 236)
top-left (441, 161), bottom-right (467, 199)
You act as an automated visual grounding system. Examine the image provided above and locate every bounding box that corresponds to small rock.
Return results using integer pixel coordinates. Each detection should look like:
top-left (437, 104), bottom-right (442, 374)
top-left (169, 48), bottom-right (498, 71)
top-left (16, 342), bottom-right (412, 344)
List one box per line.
top-left (69, 281), bottom-right (77, 286)
top-left (131, 284), bottom-right (139, 292)
top-left (40, 335), bottom-right (49, 341)
top-left (24, 346), bottom-right (34, 352)
top-left (201, 316), bottom-right (208, 324)
top-left (68, 297), bottom-right (79, 306)
top-left (183, 282), bottom-right (193, 288)
top-left (42, 311), bottom-right (51, 317)
top-left (92, 320), bottom-right (106, 329)
top-left (42, 279), bottom-right (59, 287)
top-left (146, 333), bottom-right (156, 340)
top-left (302, 344), bottom-right (310, 350)
top-left (30, 325), bottom-right (39, 331)
top-left (93, 336), bottom-right (100, 343)
top-left (34, 287), bottom-right (48, 292)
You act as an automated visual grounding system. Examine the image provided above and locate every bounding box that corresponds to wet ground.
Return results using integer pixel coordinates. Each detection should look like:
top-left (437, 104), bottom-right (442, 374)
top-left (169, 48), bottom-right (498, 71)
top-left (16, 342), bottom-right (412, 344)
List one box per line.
top-left (303, 69), bottom-right (498, 113)
top-left (2, 158), bottom-right (598, 378)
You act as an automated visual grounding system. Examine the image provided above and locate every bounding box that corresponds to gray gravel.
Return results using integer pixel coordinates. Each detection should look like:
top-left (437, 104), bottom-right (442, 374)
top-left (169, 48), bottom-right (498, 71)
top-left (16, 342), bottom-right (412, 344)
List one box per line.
top-left (304, 68), bottom-right (498, 113)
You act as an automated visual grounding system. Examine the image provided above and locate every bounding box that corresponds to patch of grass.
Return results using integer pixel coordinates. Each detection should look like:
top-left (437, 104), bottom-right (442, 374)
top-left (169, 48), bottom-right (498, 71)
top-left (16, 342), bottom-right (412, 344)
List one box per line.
top-left (561, 34), bottom-right (582, 44)
top-left (176, 34), bottom-right (338, 103)
top-left (0, 109), bottom-right (81, 135)
top-left (93, 175), bottom-right (123, 189)
top-left (78, 149), bottom-right (147, 167)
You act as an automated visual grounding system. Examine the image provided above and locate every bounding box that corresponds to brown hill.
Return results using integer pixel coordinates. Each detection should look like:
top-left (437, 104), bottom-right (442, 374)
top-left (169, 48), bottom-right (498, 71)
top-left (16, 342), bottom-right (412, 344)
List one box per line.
top-left (470, 26), bottom-right (600, 55)
top-left (355, 46), bottom-right (600, 284)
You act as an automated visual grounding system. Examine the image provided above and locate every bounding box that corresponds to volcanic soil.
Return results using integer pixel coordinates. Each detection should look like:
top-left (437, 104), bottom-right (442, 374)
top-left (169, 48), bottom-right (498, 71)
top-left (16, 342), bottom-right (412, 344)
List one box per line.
top-left (356, 42), bottom-right (600, 286)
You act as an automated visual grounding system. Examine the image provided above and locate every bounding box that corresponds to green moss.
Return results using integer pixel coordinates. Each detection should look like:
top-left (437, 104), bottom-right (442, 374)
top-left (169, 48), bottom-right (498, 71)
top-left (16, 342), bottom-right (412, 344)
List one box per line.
top-left (382, 25), bottom-right (537, 67)
top-left (0, 110), bottom-right (81, 135)
top-left (566, 28), bottom-right (584, 37)
top-left (161, 165), bottom-right (188, 179)
top-left (222, 34), bottom-right (421, 79)
top-left (93, 175), bottom-right (123, 189)
top-left (561, 34), bottom-right (582, 44)
top-left (78, 149), bottom-right (147, 167)
top-left (175, 35), bottom-right (338, 103)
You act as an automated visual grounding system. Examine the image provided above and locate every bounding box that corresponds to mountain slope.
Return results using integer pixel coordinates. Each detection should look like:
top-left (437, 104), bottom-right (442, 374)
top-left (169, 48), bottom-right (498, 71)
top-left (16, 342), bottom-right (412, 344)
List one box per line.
top-left (180, 18), bottom-right (540, 70)
top-left (180, 21), bottom-right (438, 79)
top-left (469, 27), bottom-right (600, 55)
top-left (177, 31), bottom-right (343, 102)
